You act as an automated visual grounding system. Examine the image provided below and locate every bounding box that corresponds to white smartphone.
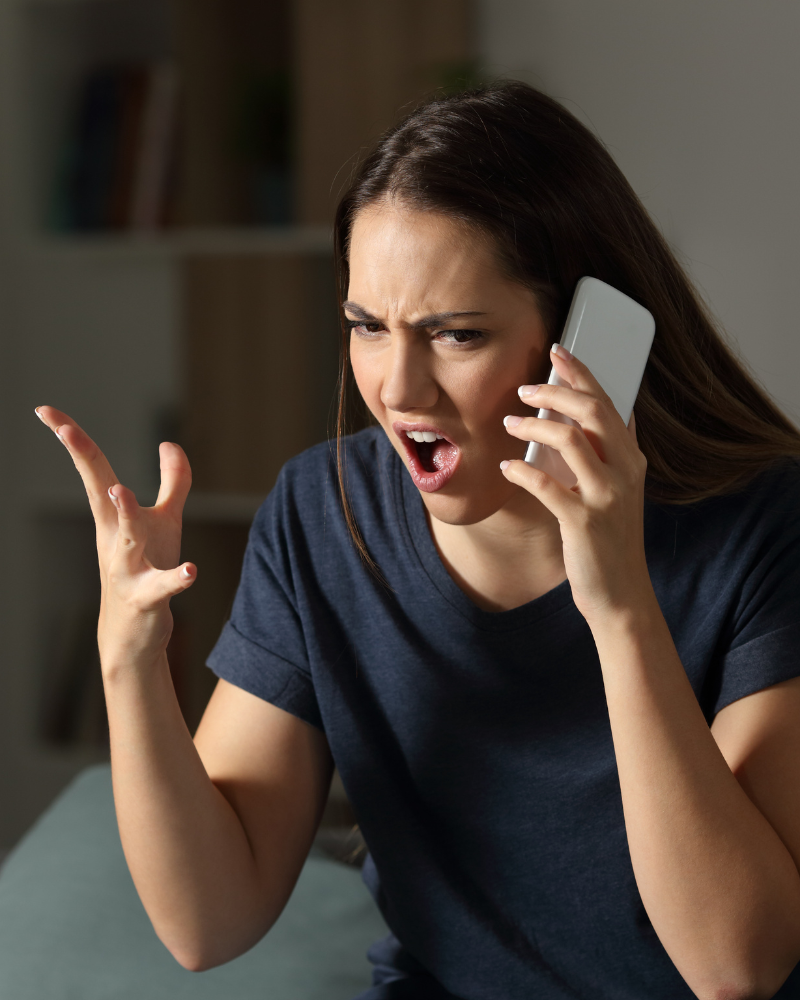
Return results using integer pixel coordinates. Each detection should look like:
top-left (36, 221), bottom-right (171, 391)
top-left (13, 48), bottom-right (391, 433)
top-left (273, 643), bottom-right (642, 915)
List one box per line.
top-left (524, 276), bottom-right (655, 488)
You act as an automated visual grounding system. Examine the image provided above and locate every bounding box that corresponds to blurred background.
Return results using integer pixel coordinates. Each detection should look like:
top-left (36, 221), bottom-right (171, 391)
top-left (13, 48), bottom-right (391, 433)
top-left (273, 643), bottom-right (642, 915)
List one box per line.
top-left (0, 0), bottom-right (798, 854)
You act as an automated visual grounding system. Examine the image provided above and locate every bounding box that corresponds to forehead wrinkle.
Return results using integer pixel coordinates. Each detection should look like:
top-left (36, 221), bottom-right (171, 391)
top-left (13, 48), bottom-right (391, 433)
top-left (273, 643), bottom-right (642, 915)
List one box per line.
top-left (343, 300), bottom-right (487, 329)
top-left (348, 202), bottom-right (515, 328)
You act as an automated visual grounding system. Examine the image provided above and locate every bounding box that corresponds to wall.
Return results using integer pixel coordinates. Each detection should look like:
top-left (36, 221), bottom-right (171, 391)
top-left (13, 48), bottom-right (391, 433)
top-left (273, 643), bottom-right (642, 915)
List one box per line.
top-left (479, 0), bottom-right (800, 420)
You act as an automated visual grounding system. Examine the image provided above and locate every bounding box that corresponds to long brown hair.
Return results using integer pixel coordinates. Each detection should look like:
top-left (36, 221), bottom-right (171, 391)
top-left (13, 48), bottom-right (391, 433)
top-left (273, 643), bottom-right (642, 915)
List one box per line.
top-left (333, 80), bottom-right (800, 566)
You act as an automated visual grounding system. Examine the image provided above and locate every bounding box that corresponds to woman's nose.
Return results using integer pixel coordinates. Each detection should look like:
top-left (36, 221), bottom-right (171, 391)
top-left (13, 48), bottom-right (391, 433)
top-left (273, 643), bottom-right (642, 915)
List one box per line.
top-left (380, 339), bottom-right (438, 413)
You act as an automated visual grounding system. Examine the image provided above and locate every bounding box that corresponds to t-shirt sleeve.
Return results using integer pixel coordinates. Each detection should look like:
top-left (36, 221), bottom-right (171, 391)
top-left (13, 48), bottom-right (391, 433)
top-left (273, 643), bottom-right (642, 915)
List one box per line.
top-left (206, 470), bottom-right (323, 731)
top-left (713, 464), bottom-right (800, 715)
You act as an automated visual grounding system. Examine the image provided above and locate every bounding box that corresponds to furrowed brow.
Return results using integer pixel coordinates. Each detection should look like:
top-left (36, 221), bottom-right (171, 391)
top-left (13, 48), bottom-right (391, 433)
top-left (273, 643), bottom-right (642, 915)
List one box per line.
top-left (343, 301), bottom-right (487, 328)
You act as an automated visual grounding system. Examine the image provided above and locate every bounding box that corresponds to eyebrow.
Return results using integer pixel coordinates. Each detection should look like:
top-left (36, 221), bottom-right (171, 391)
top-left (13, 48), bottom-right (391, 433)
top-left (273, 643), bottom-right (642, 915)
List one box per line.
top-left (342, 301), bottom-right (487, 328)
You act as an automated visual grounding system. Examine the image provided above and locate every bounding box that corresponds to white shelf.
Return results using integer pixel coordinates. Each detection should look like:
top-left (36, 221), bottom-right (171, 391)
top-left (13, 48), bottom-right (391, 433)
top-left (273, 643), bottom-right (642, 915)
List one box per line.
top-left (18, 226), bottom-right (334, 261)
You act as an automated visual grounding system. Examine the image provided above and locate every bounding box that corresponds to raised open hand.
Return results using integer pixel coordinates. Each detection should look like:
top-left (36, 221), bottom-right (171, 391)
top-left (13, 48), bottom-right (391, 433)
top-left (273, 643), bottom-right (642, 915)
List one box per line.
top-left (35, 405), bottom-right (196, 673)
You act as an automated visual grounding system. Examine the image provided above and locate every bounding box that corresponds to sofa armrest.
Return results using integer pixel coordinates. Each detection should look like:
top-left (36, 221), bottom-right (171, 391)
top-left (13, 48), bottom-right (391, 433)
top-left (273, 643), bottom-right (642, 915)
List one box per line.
top-left (0, 765), bottom-right (387, 1000)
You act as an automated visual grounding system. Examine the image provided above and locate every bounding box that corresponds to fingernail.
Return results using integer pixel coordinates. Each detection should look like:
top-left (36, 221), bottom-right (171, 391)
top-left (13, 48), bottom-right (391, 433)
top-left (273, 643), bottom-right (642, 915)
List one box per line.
top-left (552, 343), bottom-right (573, 359)
top-left (500, 461), bottom-right (510, 471)
top-left (34, 406), bottom-right (47, 424)
top-left (518, 385), bottom-right (541, 399)
top-left (54, 425), bottom-right (67, 445)
top-left (108, 486), bottom-right (121, 508)
top-left (180, 565), bottom-right (193, 580)
top-left (503, 415), bottom-right (523, 428)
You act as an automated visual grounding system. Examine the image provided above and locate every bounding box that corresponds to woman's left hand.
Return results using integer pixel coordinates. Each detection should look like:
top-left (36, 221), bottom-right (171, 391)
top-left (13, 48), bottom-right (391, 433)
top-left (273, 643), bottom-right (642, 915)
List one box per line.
top-left (500, 344), bottom-right (651, 625)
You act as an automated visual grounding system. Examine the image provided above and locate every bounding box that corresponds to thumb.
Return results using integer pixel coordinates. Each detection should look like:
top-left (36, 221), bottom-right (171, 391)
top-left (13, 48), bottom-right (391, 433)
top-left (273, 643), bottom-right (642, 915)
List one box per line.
top-left (148, 562), bottom-right (197, 605)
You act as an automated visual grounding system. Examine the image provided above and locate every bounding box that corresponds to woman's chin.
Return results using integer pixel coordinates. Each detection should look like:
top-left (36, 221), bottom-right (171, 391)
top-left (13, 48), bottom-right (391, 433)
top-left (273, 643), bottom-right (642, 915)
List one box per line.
top-left (416, 476), bottom-right (519, 527)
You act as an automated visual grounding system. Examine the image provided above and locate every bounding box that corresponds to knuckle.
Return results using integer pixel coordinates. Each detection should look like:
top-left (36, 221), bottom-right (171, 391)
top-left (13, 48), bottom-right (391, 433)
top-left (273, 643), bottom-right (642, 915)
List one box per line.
top-left (538, 387), bottom-right (556, 405)
top-left (525, 468), bottom-right (550, 492)
top-left (562, 426), bottom-right (583, 448)
top-left (586, 398), bottom-right (606, 422)
top-left (595, 482), bottom-right (622, 511)
top-left (85, 487), bottom-right (106, 506)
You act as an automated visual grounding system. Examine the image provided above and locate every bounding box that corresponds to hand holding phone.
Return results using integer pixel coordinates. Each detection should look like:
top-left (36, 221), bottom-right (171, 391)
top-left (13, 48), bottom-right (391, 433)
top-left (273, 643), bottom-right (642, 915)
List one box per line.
top-left (525, 277), bottom-right (655, 488)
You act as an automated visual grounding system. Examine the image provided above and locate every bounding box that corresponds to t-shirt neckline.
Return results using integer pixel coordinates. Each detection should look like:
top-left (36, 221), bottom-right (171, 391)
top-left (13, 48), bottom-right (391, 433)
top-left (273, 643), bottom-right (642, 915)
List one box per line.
top-left (391, 443), bottom-right (576, 632)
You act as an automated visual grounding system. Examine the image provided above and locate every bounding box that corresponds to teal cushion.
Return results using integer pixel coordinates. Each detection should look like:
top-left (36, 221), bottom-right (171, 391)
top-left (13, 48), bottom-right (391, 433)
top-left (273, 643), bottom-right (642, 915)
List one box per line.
top-left (0, 765), bottom-right (387, 999)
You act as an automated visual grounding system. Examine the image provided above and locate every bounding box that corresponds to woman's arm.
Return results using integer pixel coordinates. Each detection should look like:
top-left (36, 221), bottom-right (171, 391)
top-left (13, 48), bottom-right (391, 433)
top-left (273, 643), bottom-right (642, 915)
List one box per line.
top-left (590, 595), bottom-right (800, 1000)
top-left (500, 350), bottom-right (800, 1000)
top-left (35, 408), bottom-right (333, 971)
top-left (108, 666), bottom-right (332, 971)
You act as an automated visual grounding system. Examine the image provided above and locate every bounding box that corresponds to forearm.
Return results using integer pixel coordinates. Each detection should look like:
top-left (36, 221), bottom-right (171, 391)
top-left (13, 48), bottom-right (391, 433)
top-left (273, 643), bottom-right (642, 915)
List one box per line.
top-left (591, 592), bottom-right (800, 999)
top-left (104, 654), bottom-right (271, 969)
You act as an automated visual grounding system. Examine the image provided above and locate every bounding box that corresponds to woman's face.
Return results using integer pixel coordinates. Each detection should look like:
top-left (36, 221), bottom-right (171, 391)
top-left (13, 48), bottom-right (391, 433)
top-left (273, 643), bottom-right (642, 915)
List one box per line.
top-left (347, 200), bottom-right (551, 526)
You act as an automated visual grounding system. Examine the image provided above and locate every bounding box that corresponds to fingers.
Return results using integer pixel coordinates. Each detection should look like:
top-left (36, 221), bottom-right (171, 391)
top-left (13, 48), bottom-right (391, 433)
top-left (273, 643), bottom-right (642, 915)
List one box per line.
top-left (155, 441), bottom-right (192, 513)
top-left (108, 484), bottom-right (146, 571)
top-left (500, 458), bottom-right (580, 520)
top-left (517, 346), bottom-right (632, 465)
top-left (107, 480), bottom-right (196, 604)
top-left (504, 413), bottom-right (606, 490)
top-left (549, 343), bottom-right (614, 403)
top-left (35, 406), bottom-right (120, 529)
top-left (147, 562), bottom-right (197, 604)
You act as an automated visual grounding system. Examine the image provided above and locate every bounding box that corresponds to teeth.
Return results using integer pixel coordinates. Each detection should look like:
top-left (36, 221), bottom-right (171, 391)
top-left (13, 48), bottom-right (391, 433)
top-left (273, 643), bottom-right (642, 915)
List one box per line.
top-left (405, 430), bottom-right (444, 443)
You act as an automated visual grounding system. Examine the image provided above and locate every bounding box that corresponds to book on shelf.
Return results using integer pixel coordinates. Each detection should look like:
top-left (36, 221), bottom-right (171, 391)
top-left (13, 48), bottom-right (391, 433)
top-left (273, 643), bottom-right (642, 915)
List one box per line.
top-left (130, 63), bottom-right (181, 230)
top-left (50, 62), bottom-right (180, 233)
top-left (43, 0), bottom-right (474, 234)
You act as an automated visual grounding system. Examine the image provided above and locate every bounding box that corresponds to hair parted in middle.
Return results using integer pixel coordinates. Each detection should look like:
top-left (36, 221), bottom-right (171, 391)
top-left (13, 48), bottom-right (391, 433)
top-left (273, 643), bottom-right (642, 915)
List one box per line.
top-left (332, 79), bottom-right (800, 565)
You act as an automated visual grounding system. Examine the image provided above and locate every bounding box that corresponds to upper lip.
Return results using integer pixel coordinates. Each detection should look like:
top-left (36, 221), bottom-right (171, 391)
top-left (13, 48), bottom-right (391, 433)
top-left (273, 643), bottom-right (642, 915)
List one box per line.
top-left (392, 421), bottom-right (456, 446)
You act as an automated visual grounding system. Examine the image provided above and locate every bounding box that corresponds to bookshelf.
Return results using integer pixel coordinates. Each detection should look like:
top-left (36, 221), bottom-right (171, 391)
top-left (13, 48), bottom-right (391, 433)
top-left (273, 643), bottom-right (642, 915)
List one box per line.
top-left (0, 0), bottom-right (475, 848)
top-left (21, 225), bottom-right (332, 260)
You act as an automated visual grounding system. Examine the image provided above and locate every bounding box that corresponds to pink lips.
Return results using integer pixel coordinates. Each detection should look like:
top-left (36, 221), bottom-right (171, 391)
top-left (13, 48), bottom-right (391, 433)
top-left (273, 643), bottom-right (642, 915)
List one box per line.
top-left (392, 421), bottom-right (461, 493)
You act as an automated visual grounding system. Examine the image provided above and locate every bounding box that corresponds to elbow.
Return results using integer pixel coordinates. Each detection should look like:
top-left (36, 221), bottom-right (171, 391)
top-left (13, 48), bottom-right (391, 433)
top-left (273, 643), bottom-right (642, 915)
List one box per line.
top-left (166, 936), bottom-right (253, 973)
top-left (692, 965), bottom-right (794, 1000)
top-left (162, 915), bottom-right (278, 973)
top-left (168, 941), bottom-right (243, 973)
top-left (704, 985), bottom-right (770, 1000)
top-left (704, 987), bottom-right (778, 1000)
top-left (170, 948), bottom-right (214, 974)
top-left (163, 933), bottom-right (227, 973)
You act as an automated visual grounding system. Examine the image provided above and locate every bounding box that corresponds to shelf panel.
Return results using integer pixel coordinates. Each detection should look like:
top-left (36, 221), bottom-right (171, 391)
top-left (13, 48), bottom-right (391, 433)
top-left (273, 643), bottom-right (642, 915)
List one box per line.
top-left (18, 226), bottom-right (334, 261)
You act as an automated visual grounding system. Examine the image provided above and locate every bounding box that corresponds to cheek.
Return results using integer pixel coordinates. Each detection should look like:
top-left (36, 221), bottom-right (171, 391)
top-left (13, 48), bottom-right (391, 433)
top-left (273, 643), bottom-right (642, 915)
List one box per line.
top-left (438, 356), bottom-right (520, 425)
top-left (350, 345), bottom-right (382, 410)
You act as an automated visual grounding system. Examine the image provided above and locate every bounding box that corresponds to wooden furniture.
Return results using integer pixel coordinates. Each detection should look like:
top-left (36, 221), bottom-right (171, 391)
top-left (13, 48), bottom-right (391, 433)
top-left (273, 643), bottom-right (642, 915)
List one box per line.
top-left (0, 0), bottom-right (474, 847)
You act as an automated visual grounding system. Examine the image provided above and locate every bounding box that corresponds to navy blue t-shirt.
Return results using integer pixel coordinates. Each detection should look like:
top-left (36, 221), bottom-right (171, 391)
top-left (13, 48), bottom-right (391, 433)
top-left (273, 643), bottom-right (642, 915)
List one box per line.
top-left (208, 427), bottom-right (800, 1000)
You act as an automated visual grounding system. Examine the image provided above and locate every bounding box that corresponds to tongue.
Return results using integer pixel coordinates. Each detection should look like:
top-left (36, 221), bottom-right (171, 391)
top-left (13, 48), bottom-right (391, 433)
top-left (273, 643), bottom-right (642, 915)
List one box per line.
top-left (416, 439), bottom-right (455, 474)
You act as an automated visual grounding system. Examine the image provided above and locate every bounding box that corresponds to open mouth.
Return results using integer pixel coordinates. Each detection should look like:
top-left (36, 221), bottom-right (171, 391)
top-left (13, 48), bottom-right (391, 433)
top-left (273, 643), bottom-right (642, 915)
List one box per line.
top-left (393, 422), bottom-right (461, 493)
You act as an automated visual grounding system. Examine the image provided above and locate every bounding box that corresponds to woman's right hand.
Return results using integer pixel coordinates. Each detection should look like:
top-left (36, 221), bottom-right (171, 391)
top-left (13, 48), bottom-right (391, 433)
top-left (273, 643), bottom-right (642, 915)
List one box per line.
top-left (35, 406), bottom-right (196, 677)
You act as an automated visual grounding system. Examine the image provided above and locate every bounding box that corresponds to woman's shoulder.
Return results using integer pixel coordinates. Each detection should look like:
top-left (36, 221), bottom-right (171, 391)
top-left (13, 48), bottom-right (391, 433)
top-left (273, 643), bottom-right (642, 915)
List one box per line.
top-left (275, 425), bottom-right (393, 499)
top-left (250, 426), bottom-right (398, 541)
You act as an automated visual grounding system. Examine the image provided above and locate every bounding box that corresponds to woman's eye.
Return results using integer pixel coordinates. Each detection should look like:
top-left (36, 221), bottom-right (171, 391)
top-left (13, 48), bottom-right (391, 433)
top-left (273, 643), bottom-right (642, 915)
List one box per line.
top-left (436, 329), bottom-right (483, 345)
top-left (348, 321), bottom-right (385, 336)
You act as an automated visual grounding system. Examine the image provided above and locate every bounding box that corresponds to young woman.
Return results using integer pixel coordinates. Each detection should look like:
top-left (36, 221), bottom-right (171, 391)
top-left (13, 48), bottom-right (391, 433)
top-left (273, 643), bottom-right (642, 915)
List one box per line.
top-left (36, 81), bottom-right (800, 1000)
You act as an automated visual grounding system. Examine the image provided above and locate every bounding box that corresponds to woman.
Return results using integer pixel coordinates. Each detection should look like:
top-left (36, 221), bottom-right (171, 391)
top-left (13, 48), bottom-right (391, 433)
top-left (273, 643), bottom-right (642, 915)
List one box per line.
top-left (36, 81), bottom-right (800, 1000)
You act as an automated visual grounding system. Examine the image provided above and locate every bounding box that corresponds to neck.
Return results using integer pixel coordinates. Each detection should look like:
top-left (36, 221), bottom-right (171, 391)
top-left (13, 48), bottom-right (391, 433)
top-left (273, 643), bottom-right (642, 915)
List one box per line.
top-left (427, 490), bottom-right (567, 612)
